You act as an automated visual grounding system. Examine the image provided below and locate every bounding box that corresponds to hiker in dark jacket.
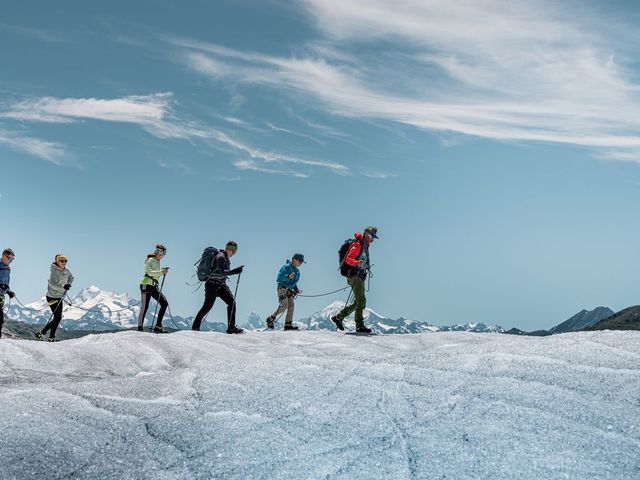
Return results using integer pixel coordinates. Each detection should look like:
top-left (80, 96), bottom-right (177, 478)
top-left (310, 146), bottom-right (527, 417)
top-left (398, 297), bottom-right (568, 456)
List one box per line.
top-left (37, 254), bottom-right (74, 342)
top-left (0, 248), bottom-right (16, 339)
top-left (332, 227), bottom-right (378, 334)
top-left (138, 244), bottom-right (170, 333)
top-left (265, 253), bottom-right (304, 330)
top-left (191, 241), bottom-right (244, 334)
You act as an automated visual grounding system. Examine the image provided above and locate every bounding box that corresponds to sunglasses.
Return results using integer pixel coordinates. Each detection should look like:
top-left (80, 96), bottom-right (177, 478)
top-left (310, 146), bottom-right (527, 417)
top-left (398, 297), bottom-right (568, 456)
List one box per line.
top-left (4, 256), bottom-right (15, 262)
top-left (59, 259), bottom-right (68, 263)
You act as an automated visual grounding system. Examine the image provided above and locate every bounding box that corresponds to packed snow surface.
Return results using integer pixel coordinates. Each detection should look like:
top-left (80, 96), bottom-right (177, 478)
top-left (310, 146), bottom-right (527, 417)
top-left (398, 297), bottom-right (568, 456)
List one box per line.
top-left (0, 331), bottom-right (638, 479)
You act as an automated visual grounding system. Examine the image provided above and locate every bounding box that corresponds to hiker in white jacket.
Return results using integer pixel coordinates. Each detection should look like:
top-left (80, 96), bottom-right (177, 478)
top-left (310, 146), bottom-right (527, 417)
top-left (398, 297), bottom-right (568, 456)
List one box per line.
top-left (36, 254), bottom-right (74, 342)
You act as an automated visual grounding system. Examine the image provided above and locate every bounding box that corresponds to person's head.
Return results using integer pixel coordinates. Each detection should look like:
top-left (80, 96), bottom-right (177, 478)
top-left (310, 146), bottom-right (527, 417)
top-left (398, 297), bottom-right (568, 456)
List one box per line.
top-left (225, 241), bottom-right (238, 257)
top-left (291, 253), bottom-right (305, 267)
top-left (2, 248), bottom-right (15, 266)
top-left (363, 226), bottom-right (379, 245)
top-left (55, 254), bottom-right (68, 269)
top-left (154, 244), bottom-right (167, 260)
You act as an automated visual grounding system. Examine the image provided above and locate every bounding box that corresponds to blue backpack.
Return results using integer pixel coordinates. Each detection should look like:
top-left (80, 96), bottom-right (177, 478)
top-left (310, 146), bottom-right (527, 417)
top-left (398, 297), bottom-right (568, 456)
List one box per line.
top-left (196, 247), bottom-right (220, 281)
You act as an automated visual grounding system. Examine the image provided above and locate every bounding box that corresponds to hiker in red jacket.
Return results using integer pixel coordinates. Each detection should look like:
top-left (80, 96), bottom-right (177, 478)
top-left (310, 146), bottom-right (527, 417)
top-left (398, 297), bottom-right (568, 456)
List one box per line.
top-left (332, 226), bottom-right (378, 333)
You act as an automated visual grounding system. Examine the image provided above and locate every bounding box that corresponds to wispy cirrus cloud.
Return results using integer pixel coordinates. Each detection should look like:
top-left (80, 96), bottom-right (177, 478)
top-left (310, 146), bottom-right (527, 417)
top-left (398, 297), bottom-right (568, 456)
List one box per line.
top-left (209, 130), bottom-right (348, 175)
top-left (0, 130), bottom-right (68, 165)
top-left (166, 0), bottom-right (640, 162)
top-left (1, 92), bottom-right (348, 175)
top-left (234, 159), bottom-right (310, 178)
top-left (1, 93), bottom-right (183, 137)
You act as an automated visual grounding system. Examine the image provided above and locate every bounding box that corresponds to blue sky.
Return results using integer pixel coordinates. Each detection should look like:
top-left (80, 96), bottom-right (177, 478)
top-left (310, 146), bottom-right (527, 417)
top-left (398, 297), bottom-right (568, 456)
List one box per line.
top-left (2, 0), bottom-right (640, 330)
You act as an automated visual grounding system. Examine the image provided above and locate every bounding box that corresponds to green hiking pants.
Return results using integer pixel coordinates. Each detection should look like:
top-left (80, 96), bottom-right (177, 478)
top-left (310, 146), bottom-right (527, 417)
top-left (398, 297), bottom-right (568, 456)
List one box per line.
top-left (337, 275), bottom-right (367, 328)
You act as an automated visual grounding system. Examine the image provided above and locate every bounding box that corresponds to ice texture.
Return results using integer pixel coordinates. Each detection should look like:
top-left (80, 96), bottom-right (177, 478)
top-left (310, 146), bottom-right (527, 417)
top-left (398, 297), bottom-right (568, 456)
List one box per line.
top-left (0, 330), bottom-right (638, 479)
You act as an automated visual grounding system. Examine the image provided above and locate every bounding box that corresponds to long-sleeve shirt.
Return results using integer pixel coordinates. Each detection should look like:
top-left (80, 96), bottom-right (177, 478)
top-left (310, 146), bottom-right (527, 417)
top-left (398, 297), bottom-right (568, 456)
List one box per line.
top-left (208, 251), bottom-right (238, 283)
top-left (47, 263), bottom-right (74, 298)
top-left (0, 263), bottom-right (10, 293)
top-left (141, 257), bottom-right (164, 286)
top-left (276, 260), bottom-right (300, 290)
top-left (343, 232), bottom-right (370, 270)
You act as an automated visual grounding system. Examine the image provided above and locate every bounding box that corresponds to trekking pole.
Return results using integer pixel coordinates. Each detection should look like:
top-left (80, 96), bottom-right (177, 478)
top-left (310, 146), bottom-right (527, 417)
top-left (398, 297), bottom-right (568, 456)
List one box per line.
top-left (229, 271), bottom-right (241, 324)
top-left (150, 274), bottom-right (167, 332)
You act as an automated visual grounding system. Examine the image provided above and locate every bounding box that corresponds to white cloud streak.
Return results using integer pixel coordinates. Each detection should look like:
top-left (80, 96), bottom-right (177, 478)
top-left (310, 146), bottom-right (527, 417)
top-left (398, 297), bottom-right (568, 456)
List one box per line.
top-left (0, 130), bottom-right (68, 165)
top-left (1, 93), bottom-right (348, 175)
top-left (1, 93), bottom-right (178, 135)
top-left (234, 159), bottom-right (310, 178)
top-left (168, 0), bottom-right (640, 162)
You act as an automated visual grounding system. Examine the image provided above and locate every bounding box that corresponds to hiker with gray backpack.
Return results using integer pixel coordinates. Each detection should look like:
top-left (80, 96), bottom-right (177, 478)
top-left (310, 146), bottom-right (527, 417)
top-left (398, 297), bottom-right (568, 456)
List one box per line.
top-left (191, 241), bottom-right (244, 334)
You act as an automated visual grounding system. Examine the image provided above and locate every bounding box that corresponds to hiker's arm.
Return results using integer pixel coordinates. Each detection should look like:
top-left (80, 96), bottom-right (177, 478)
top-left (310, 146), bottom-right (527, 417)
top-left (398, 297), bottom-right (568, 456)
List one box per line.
top-left (343, 242), bottom-right (362, 267)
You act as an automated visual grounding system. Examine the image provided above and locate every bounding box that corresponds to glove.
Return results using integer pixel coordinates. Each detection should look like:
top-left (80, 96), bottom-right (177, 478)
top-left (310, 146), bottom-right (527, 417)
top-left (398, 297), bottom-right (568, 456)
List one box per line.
top-left (63, 284), bottom-right (71, 291)
top-left (7, 290), bottom-right (15, 299)
top-left (229, 265), bottom-right (244, 275)
top-left (0, 283), bottom-right (8, 291)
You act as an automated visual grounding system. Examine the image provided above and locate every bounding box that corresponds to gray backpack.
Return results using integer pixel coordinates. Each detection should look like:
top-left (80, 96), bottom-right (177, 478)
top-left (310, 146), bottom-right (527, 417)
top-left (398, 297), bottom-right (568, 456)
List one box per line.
top-left (196, 247), bottom-right (220, 281)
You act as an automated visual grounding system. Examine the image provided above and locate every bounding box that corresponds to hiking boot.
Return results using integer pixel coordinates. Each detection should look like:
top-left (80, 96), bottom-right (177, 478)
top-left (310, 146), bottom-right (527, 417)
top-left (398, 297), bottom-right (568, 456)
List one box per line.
top-left (35, 330), bottom-right (45, 341)
top-left (356, 326), bottom-right (372, 334)
top-left (137, 326), bottom-right (144, 332)
top-left (226, 326), bottom-right (244, 334)
top-left (331, 315), bottom-right (344, 331)
top-left (47, 337), bottom-right (57, 343)
top-left (284, 324), bottom-right (299, 331)
top-left (153, 325), bottom-right (167, 334)
top-left (265, 316), bottom-right (275, 329)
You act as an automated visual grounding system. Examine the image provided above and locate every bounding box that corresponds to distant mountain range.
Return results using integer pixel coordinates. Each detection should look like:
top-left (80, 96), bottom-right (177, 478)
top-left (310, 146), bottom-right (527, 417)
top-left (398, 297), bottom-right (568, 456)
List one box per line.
top-left (275, 300), bottom-right (506, 334)
top-left (505, 306), bottom-right (615, 336)
top-left (3, 286), bottom-right (637, 339)
top-left (3, 285), bottom-right (506, 337)
top-left (587, 306), bottom-right (640, 331)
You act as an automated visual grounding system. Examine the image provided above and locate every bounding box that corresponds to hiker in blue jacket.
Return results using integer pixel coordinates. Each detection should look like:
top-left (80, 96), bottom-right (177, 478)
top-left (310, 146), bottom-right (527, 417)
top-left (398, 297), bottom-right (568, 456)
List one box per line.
top-left (265, 253), bottom-right (304, 330)
top-left (0, 248), bottom-right (16, 339)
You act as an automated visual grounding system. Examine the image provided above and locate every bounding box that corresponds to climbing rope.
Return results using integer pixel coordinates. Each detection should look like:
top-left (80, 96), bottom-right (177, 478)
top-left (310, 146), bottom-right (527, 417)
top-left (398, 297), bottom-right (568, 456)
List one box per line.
top-left (63, 293), bottom-right (141, 313)
top-left (13, 296), bottom-right (53, 312)
top-left (297, 286), bottom-right (350, 298)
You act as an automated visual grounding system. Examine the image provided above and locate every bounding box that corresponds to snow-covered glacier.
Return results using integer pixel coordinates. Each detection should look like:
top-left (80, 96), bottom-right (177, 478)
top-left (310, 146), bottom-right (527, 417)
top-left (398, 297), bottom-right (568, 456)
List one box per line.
top-left (0, 331), bottom-right (638, 479)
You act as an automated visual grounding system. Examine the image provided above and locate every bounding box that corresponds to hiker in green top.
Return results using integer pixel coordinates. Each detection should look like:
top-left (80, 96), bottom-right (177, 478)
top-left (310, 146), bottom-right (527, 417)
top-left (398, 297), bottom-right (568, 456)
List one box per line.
top-left (138, 244), bottom-right (170, 333)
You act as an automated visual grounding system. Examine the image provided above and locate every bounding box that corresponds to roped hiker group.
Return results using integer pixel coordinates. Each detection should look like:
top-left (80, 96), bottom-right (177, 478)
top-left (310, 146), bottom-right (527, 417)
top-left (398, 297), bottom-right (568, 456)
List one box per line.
top-left (0, 227), bottom-right (379, 341)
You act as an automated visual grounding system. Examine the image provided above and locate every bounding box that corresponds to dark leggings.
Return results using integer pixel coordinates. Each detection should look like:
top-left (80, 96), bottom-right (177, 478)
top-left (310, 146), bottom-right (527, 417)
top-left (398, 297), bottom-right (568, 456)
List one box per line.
top-left (42, 296), bottom-right (64, 339)
top-left (191, 281), bottom-right (236, 331)
top-left (139, 284), bottom-right (168, 329)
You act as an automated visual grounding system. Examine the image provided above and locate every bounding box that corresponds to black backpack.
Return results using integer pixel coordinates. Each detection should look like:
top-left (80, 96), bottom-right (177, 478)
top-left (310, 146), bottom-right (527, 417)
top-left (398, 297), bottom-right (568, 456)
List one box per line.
top-left (196, 247), bottom-right (220, 281)
top-left (338, 239), bottom-right (355, 277)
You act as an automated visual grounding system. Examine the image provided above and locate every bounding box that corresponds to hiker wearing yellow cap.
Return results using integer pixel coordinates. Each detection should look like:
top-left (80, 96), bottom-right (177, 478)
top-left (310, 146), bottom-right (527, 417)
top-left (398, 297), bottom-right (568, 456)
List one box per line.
top-left (36, 254), bottom-right (74, 341)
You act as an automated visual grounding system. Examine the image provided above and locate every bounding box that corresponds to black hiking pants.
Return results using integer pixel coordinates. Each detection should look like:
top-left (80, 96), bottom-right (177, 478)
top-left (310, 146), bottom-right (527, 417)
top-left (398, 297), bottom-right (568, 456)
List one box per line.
top-left (138, 284), bottom-right (168, 329)
top-left (192, 280), bottom-right (236, 331)
top-left (0, 295), bottom-right (4, 338)
top-left (42, 296), bottom-right (64, 339)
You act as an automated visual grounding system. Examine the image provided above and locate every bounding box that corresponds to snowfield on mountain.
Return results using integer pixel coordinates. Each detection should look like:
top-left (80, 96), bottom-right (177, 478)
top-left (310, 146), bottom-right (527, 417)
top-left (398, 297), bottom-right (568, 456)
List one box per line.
top-left (0, 331), bottom-right (638, 479)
